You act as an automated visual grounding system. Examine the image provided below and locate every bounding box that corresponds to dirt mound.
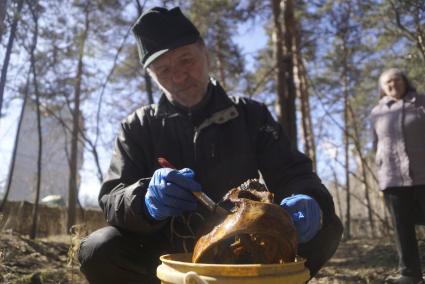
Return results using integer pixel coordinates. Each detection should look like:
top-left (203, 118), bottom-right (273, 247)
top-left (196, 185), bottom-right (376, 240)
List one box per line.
top-left (0, 230), bottom-right (87, 284)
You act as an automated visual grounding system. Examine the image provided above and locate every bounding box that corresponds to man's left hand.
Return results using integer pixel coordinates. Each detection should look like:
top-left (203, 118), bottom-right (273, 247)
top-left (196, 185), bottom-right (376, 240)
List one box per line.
top-left (280, 194), bottom-right (322, 244)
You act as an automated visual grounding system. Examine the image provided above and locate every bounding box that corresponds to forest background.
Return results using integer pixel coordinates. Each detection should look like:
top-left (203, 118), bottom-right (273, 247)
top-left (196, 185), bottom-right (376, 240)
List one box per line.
top-left (1, 0), bottom-right (425, 240)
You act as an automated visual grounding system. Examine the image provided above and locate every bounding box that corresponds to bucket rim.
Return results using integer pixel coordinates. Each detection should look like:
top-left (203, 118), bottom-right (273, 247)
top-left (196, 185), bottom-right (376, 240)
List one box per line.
top-left (159, 253), bottom-right (308, 277)
top-left (160, 253), bottom-right (306, 267)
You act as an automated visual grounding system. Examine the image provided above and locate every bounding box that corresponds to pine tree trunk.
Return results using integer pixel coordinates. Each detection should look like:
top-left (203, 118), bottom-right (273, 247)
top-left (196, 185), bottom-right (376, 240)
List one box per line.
top-left (343, 55), bottom-right (351, 240)
top-left (30, 5), bottom-right (41, 239)
top-left (271, 0), bottom-right (297, 147)
top-left (0, 0), bottom-right (24, 122)
top-left (332, 167), bottom-right (344, 224)
top-left (31, 77), bottom-right (42, 240)
top-left (271, 0), bottom-right (284, 124)
top-left (348, 104), bottom-right (376, 237)
top-left (292, 19), bottom-right (316, 168)
top-left (282, 0), bottom-right (297, 147)
top-left (381, 195), bottom-right (391, 235)
top-left (412, 1), bottom-right (425, 61)
top-left (0, 0), bottom-right (8, 42)
top-left (360, 158), bottom-right (375, 236)
top-left (67, 4), bottom-right (89, 232)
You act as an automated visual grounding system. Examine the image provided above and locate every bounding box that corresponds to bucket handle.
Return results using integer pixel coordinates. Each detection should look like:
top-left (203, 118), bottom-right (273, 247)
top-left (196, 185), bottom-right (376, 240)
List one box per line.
top-left (183, 271), bottom-right (208, 284)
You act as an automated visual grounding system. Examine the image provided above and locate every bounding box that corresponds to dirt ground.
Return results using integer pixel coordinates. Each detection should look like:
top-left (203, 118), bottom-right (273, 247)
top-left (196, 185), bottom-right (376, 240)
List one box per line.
top-left (0, 229), bottom-right (424, 284)
top-left (0, 230), bottom-right (87, 284)
top-left (310, 237), bottom-right (425, 284)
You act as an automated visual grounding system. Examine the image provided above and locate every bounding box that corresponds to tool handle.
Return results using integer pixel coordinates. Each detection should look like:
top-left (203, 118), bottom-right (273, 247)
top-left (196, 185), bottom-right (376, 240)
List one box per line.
top-left (192, 191), bottom-right (227, 216)
top-left (157, 157), bottom-right (227, 216)
top-left (158, 157), bottom-right (176, 169)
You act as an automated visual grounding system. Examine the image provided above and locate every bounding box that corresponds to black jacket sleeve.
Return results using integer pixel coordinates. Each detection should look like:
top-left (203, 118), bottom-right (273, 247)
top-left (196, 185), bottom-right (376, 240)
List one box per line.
top-left (253, 103), bottom-right (336, 219)
top-left (98, 112), bottom-right (166, 234)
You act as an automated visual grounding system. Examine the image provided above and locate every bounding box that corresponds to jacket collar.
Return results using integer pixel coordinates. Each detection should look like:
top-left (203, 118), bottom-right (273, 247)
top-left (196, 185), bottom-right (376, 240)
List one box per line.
top-left (380, 91), bottom-right (417, 106)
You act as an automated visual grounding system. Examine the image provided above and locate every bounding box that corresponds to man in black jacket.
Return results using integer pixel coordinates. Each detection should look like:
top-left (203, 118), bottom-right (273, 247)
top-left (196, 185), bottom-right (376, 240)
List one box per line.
top-left (78, 6), bottom-right (343, 284)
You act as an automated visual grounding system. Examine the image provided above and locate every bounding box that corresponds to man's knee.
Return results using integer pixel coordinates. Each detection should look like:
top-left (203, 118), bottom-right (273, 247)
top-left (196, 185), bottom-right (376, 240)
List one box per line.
top-left (78, 226), bottom-right (164, 283)
top-left (78, 226), bottom-right (124, 274)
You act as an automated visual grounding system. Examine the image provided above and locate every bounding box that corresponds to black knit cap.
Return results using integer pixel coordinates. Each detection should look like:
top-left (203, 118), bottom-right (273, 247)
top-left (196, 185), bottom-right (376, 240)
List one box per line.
top-left (132, 7), bottom-right (201, 68)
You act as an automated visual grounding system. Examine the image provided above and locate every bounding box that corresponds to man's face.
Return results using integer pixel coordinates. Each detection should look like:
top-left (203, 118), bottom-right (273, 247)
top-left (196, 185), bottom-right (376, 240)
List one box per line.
top-left (380, 72), bottom-right (406, 100)
top-left (148, 42), bottom-right (210, 108)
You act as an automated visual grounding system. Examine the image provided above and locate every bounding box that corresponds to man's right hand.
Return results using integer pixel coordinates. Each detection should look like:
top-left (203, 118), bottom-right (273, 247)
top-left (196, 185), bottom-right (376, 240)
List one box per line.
top-left (145, 168), bottom-right (201, 220)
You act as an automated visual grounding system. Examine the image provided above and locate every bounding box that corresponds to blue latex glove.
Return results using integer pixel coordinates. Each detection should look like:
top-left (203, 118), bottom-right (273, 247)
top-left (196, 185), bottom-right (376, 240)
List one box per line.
top-left (280, 194), bottom-right (322, 244)
top-left (145, 168), bottom-right (201, 220)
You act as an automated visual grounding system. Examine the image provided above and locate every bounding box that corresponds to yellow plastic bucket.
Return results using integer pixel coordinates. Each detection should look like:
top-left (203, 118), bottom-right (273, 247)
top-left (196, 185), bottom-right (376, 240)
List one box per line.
top-left (157, 253), bottom-right (310, 284)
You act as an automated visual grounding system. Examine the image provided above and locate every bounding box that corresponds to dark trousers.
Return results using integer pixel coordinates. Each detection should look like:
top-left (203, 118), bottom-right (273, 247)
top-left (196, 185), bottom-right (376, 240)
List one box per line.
top-left (78, 214), bottom-right (342, 284)
top-left (384, 185), bottom-right (425, 279)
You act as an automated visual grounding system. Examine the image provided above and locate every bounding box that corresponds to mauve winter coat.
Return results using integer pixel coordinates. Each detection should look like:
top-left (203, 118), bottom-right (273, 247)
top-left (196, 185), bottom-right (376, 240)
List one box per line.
top-left (371, 91), bottom-right (425, 190)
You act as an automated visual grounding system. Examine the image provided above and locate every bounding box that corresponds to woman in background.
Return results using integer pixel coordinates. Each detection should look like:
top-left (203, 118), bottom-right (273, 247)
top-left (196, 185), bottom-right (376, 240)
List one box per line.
top-left (371, 68), bottom-right (425, 284)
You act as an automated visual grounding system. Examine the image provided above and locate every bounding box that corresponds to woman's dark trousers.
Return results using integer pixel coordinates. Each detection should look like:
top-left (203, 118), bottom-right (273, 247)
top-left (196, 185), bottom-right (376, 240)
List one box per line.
top-left (384, 186), bottom-right (425, 280)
